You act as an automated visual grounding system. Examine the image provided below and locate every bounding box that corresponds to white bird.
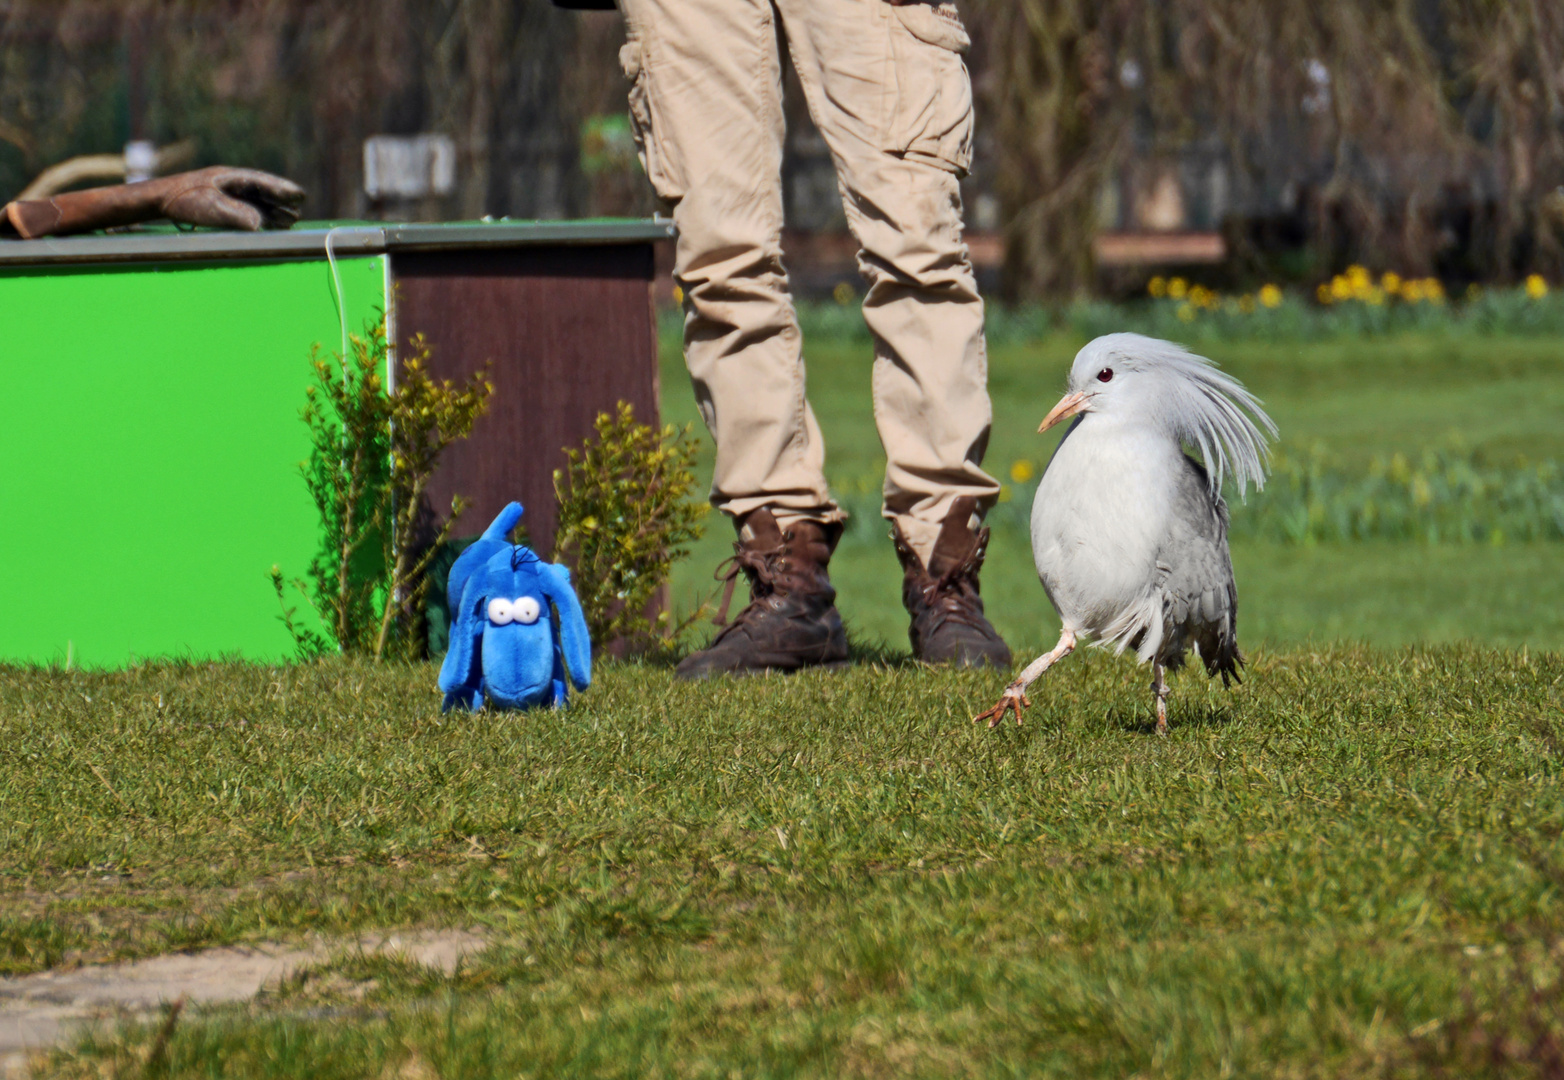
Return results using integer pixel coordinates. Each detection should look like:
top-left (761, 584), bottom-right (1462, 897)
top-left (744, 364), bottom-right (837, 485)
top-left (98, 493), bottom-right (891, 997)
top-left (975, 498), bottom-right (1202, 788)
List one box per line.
top-left (975, 333), bottom-right (1277, 734)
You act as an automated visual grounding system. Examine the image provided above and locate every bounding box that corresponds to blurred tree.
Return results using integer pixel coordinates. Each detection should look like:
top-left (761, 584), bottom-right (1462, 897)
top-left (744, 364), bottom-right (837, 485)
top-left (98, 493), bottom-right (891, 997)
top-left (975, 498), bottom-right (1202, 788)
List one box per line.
top-left (2, 2), bottom-right (1560, 294)
top-left (0, 0), bottom-right (645, 220)
top-left (967, 0), bottom-right (1119, 301)
top-left (968, 0), bottom-right (1564, 299)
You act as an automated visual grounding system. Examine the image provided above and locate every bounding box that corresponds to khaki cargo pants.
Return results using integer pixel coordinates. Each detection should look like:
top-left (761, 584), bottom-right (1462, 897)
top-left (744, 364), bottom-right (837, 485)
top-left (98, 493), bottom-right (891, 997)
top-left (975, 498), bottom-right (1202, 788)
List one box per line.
top-left (618, 0), bottom-right (999, 563)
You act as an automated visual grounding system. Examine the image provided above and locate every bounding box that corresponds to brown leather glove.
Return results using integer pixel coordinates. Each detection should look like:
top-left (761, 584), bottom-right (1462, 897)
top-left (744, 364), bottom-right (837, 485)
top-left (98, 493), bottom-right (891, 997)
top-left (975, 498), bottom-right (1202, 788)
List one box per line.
top-left (2, 167), bottom-right (306, 240)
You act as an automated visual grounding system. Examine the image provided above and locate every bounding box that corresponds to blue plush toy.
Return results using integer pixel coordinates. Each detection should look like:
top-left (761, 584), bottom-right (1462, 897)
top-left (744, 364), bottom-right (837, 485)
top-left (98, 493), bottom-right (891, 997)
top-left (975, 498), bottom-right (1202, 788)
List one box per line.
top-left (438, 502), bottom-right (591, 712)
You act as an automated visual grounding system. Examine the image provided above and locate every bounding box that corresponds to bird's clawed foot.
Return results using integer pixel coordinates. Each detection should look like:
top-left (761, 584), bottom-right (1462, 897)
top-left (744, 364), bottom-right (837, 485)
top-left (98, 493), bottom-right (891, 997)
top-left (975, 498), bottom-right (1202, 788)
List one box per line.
top-left (974, 632), bottom-right (1073, 731)
top-left (973, 689), bottom-right (1029, 728)
top-left (1152, 663), bottom-right (1169, 736)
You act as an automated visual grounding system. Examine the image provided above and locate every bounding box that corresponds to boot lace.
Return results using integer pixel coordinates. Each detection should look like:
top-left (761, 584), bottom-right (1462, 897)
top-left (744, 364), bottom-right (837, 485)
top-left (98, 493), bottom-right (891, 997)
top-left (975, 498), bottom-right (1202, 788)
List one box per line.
top-left (914, 530), bottom-right (991, 635)
top-left (710, 541), bottom-right (784, 630)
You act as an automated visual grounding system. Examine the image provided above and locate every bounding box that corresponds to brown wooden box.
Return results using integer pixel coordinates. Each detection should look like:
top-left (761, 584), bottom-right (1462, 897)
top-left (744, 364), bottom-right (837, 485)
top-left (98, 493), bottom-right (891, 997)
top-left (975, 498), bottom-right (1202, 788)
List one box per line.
top-left (0, 218), bottom-right (673, 666)
top-left (392, 239), bottom-right (663, 555)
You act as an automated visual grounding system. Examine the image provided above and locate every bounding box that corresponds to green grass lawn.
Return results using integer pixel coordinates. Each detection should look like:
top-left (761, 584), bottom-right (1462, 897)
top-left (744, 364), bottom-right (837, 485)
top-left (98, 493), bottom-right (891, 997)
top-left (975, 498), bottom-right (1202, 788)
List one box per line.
top-left (7, 652), bottom-right (1564, 1078)
top-left (5, 326), bottom-right (1563, 1077)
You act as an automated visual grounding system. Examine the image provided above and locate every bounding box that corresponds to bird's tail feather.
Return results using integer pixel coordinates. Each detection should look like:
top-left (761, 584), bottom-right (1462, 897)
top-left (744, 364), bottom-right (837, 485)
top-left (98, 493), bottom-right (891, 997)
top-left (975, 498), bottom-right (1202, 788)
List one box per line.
top-left (1095, 591), bottom-right (1166, 663)
top-left (1197, 627), bottom-right (1244, 686)
top-left (1096, 589), bottom-right (1245, 685)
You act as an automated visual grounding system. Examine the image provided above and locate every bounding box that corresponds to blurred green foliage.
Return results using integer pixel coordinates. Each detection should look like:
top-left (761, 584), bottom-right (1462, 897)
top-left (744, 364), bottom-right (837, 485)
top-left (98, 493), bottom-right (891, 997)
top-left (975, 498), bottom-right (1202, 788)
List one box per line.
top-left (680, 281), bottom-right (1564, 348)
top-left (578, 113), bottom-right (636, 177)
top-left (940, 441), bottom-right (1564, 548)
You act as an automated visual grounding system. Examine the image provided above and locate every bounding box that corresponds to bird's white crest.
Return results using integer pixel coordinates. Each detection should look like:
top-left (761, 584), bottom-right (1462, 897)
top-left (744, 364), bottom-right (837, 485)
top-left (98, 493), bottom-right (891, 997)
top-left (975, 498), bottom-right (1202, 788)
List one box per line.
top-left (1069, 333), bottom-right (1278, 497)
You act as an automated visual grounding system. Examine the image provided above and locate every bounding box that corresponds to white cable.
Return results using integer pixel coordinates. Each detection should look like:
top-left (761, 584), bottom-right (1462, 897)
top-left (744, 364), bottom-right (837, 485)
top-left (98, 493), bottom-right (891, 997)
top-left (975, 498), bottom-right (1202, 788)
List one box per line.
top-left (325, 226), bottom-right (349, 364)
top-left (322, 227), bottom-right (359, 654)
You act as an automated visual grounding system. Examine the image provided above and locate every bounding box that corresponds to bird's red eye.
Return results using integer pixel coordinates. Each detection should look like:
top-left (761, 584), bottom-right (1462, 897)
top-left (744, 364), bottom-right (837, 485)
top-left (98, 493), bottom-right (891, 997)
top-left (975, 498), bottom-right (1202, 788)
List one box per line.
top-left (1096, 367), bottom-right (1114, 383)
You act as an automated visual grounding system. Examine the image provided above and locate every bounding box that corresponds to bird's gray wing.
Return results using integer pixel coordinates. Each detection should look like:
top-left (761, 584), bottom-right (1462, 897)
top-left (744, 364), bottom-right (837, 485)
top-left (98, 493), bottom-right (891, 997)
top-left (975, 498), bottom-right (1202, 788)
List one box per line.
top-left (1156, 455), bottom-right (1242, 684)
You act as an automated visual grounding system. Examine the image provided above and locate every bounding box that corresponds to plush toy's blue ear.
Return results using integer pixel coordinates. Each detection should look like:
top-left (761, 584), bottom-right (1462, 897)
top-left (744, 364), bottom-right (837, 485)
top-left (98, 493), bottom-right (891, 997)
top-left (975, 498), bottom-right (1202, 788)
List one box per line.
top-left (446, 502), bottom-right (524, 614)
top-left (438, 578), bottom-right (487, 712)
top-left (540, 562), bottom-right (592, 691)
top-left (550, 646), bottom-right (568, 708)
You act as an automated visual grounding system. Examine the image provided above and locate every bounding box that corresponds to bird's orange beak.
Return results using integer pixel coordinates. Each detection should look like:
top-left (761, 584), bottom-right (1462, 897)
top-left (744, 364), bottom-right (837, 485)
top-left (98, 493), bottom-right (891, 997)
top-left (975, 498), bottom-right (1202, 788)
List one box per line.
top-left (1038, 391), bottom-right (1090, 434)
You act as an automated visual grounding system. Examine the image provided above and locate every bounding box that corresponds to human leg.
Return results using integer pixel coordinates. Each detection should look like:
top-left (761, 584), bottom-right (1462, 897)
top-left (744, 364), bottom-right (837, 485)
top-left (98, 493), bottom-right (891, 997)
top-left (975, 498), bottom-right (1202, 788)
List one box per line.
top-left (778, 0), bottom-right (1007, 665)
top-left (617, 0), bottom-right (848, 676)
top-left (618, 0), bottom-right (840, 529)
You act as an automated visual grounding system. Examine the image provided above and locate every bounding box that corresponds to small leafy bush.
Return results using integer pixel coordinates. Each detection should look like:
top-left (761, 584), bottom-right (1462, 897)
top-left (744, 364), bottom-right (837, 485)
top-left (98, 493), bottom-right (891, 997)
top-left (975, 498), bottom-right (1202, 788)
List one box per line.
top-left (552, 402), bottom-right (706, 651)
top-left (273, 317), bottom-right (491, 660)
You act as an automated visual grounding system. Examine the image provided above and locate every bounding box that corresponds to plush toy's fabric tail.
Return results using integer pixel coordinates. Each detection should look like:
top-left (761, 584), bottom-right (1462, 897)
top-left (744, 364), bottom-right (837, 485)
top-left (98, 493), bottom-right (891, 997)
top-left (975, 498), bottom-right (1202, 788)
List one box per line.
top-left (483, 502), bottom-right (525, 542)
top-left (446, 502), bottom-right (524, 616)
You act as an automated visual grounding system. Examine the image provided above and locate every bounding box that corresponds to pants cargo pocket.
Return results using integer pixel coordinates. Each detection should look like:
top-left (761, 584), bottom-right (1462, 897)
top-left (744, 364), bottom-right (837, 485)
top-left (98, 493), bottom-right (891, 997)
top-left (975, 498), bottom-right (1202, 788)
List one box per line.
top-left (621, 39), bottom-right (685, 202)
top-left (880, 3), bottom-right (974, 177)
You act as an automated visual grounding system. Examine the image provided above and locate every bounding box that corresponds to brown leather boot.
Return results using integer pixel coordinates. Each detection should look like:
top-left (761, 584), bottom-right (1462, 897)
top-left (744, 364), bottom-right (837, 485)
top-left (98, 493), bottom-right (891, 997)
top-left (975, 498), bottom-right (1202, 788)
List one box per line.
top-left (894, 496), bottom-right (1012, 668)
top-left (675, 509), bottom-right (849, 679)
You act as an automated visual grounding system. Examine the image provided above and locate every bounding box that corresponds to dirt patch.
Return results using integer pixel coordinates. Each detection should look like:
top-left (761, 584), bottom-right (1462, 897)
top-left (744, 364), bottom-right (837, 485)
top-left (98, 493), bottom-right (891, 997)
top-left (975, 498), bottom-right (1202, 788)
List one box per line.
top-left (0, 928), bottom-right (486, 1074)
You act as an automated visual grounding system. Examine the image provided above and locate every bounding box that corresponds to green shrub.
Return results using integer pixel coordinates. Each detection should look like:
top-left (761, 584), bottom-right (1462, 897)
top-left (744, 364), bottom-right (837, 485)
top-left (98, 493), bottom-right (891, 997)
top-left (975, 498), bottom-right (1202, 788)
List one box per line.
top-left (272, 318), bottom-right (491, 661)
top-left (552, 402), bottom-right (707, 652)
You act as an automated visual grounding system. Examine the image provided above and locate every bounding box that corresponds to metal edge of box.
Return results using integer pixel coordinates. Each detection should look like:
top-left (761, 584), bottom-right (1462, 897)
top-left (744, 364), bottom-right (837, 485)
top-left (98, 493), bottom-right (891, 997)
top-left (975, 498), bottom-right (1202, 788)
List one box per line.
top-left (0, 220), bottom-right (677, 268)
top-left (383, 221), bottom-right (675, 251)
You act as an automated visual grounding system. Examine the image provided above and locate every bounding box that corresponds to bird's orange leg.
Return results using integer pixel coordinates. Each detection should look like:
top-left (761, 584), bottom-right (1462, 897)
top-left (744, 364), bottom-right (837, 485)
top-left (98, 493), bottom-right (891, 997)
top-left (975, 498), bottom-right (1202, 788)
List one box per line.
top-left (974, 629), bottom-right (1076, 728)
top-left (1151, 662), bottom-right (1169, 735)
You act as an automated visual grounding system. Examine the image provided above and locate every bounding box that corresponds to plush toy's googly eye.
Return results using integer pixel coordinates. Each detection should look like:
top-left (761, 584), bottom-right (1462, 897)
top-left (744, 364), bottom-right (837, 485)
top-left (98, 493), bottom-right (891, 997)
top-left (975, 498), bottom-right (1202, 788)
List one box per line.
top-left (513, 596), bottom-right (542, 625)
top-left (487, 597), bottom-right (514, 625)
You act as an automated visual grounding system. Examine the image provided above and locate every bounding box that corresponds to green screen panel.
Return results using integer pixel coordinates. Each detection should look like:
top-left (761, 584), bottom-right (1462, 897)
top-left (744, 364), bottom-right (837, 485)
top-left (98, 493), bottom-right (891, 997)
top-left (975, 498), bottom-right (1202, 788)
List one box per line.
top-left (0, 256), bottom-right (387, 668)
